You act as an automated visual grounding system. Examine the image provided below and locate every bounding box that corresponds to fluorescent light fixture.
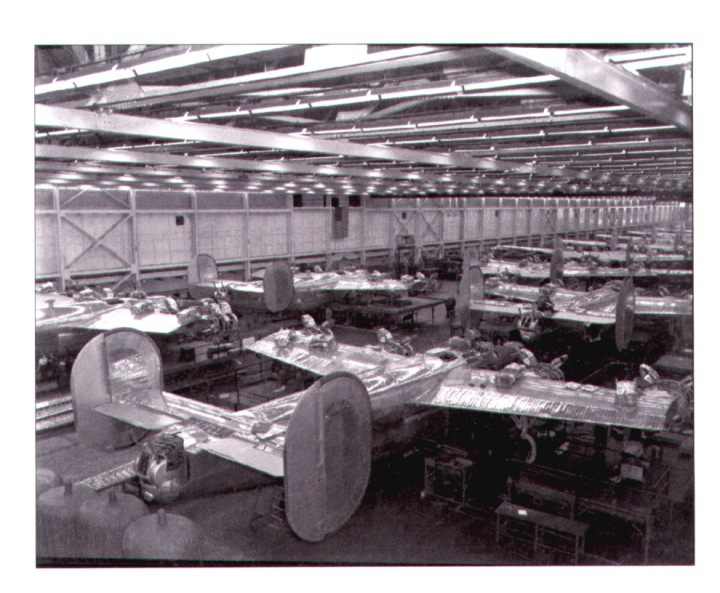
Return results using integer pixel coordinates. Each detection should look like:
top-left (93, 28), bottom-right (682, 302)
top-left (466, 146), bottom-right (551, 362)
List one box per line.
top-left (463, 74), bottom-right (557, 92)
top-left (438, 134), bottom-right (489, 143)
top-left (251, 102), bottom-right (310, 115)
top-left (36, 45), bottom-right (288, 96)
top-left (35, 128), bottom-right (81, 138)
top-left (481, 109), bottom-right (550, 122)
top-left (489, 131), bottom-right (545, 141)
top-left (546, 127), bottom-right (610, 137)
top-left (380, 83), bottom-right (462, 100)
top-left (109, 140), bottom-right (198, 151)
top-left (311, 94), bottom-right (379, 108)
top-left (315, 127), bottom-right (359, 135)
top-left (362, 123), bottom-right (416, 132)
top-left (417, 116), bottom-right (477, 128)
top-left (608, 47), bottom-right (690, 64)
top-left (611, 125), bottom-right (676, 134)
top-left (596, 138), bottom-right (651, 147)
top-left (553, 105), bottom-right (630, 116)
top-left (392, 138), bottom-right (437, 145)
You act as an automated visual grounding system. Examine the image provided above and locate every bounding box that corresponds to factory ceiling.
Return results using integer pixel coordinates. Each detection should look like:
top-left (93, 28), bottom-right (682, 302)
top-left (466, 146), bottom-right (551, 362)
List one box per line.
top-left (34, 44), bottom-right (692, 198)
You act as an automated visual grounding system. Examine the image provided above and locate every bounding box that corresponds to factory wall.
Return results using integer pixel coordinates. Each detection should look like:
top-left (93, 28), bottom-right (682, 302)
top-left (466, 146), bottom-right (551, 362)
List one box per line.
top-left (35, 187), bottom-right (686, 288)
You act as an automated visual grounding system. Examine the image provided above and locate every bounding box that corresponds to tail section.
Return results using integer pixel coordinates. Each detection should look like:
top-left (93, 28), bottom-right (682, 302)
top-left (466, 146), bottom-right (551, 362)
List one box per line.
top-left (187, 254), bottom-right (219, 298)
top-left (71, 329), bottom-right (178, 450)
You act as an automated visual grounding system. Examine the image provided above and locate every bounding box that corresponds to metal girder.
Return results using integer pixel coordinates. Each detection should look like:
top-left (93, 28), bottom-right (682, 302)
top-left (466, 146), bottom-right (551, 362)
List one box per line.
top-left (36, 143), bottom-right (472, 185)
top-left (62, 214), bottom-right (131, 269)
top-left (36, 45), bottom-right (291, 100)
top-left (36, 105), bottom-right (589, 180)
top-left (67, 46), bottom-right (483, 111)
top-left (315, 110), bottom-right (635, 140)
top-left (490, 47), bottom-right (691, 133)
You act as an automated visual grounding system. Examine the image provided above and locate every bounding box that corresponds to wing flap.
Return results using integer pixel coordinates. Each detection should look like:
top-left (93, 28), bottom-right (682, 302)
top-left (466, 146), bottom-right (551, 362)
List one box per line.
top-left (199, 437), bottom-right (284, 477)
top-left (635, 296), bottom-right (692, 317)
top-left (87, 308), bottom-right (185, 334)
top-left (93, 402), bottom-right (181, 431)
top-left (414, 368), bottom-right (676, 431)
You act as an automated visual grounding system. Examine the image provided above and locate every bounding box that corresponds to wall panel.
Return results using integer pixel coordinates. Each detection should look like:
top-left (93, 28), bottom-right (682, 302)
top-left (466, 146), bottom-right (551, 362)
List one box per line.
top-left (464, 208), bottom-right (481, 240)
top-left (443, 210), bottom-right (461, 242)
top-left (137, 213), bottom-right (192, 266)
top-left (330, 209), bottom-right (363, 251)
top-left (365, 210), bottom-right (391, 247)
top-left (250, 212), bottom-right (289, 257)
top-left (197, 212), bottom-right (246, 259)
top-left (293, 210), bottom-right (328, 254)
top-left (63, 213), bottom-right (132, 271)
top-left (483, 209), bottom-right (499, 240)
top-left (35, 215), bottom-right (58, 276)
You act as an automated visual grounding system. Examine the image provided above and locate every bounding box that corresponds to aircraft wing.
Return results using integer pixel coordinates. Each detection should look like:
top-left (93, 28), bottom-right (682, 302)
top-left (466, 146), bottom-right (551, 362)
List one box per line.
top-left (295, 270), bottom-right (408, 293)
top-left (167, 333), bottom-right (460, 478)
top-left (635, 295), bottom-right (692, 317)
top-left (246, 329), bottom-right (459, 394)
top-left (482, 260), bottom-right (656, 280)
top-left (162, 390), bottom-right (294, 478)
top-left (414, 366), bottom-right (678, 431)
top-left (36, 293), bottom-right (189, 335)
top-left (36, 292), bottom-right (116, 330)
top-left (471, 297), bottom-right (616, 325)
top-left (472, 283), bottom-right (618, 325)
top-left (82, 306), bottom-right (186, 334)
top-left (205, 279), bottom-right (264, 295)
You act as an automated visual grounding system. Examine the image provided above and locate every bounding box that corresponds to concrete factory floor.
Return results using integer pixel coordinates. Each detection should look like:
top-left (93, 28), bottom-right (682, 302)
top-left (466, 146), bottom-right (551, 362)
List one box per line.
top-left (36, 281), bottom-right (694, 566)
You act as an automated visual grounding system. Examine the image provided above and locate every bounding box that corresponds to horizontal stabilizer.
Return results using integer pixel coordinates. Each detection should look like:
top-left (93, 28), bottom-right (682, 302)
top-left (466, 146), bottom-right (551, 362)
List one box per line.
top-left (93, 402), bottom-right (180, 431)
top-left (199, 437), bottom-right (284, 478)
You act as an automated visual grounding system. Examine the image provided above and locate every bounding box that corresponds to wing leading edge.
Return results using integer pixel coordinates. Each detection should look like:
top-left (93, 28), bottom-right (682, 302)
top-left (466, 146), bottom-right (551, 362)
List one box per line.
top-left (414, 366), bottom-right (677, 432)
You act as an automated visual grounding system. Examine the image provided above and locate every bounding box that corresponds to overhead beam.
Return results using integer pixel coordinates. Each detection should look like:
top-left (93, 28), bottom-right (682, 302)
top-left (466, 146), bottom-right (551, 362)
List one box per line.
top-left (35, 104), bottom-right (588, 180)
top-left (490, 47), bottom-right (691, 133)
top-left (65, 46), bottom-right (488, 111)
top-left (36, 144), bottom-right (453, 185)
top-left (36, 45), bottom-right (290, 99)
top-left (35, 145), bottom-right (545, 190)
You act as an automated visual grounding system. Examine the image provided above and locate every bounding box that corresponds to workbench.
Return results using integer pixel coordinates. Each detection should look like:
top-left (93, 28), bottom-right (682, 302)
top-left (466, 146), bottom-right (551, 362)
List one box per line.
top-left (332, 296), bottom-right (451, 328)
top-left (495, 501), bottom-right (589, 564)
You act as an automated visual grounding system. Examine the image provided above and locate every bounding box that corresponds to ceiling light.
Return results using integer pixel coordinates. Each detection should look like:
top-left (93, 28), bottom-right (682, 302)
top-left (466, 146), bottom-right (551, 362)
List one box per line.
top-left (463, 74), bottom-right (557, 92)
top-left (315, 127), bottom-right (359, 135)
top-left (311, 94), bottom-right (379, 108)
top-left (481, 109), bottom-right (550, 122)
top-left (417, 116), bottom-right (477, 128)
top-left (36, 45), bottom-right (288, 96)
top-left (35, 128), bottom-right (81, 138)
top-left (362, 123), bottom-right (416, 133)
top-left (380, 83), bottom-right (462, 100)
top-left (392, 138), bottom-right (437, 145)
top-left (252, 102), bottom-right (310, 115)
top-left (611, 125), bottom-right (676, 134)
top-left (553, 106), bottom-right (630, 116)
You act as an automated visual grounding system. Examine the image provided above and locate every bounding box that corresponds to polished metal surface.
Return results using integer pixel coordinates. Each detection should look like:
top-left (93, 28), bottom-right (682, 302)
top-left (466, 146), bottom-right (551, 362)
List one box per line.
top-left (491, 47), bottom-right (692, 132)
top-left (415, 366), bottom-right (677, 431)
